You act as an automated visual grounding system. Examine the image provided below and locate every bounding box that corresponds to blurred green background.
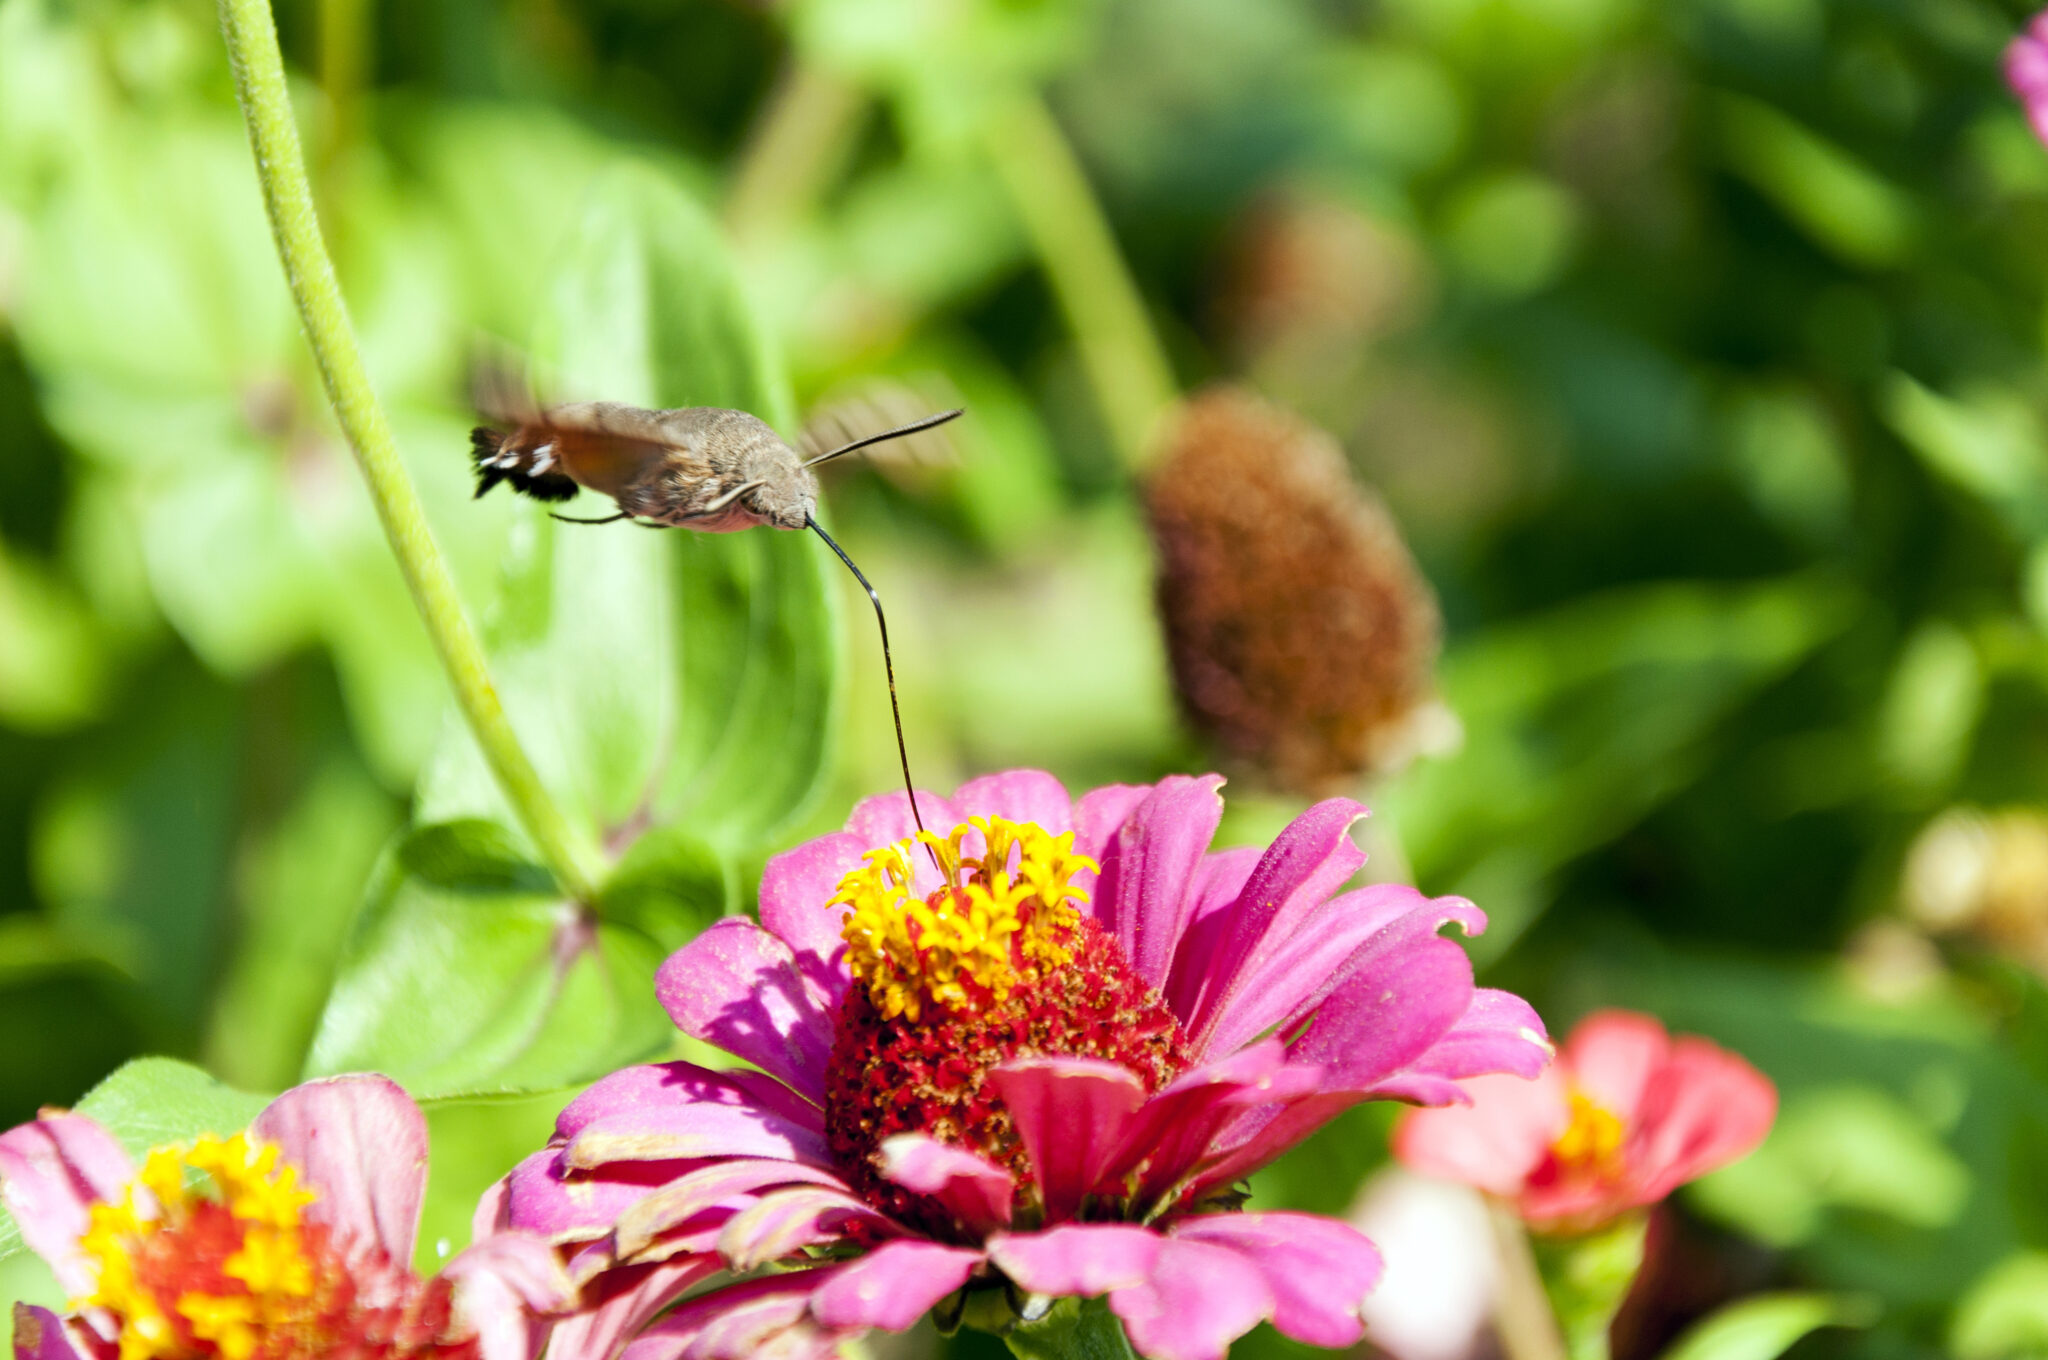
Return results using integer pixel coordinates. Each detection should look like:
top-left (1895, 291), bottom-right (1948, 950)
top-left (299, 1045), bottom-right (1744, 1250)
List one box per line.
top-left (8, 0), bottom-right (2048, 1355)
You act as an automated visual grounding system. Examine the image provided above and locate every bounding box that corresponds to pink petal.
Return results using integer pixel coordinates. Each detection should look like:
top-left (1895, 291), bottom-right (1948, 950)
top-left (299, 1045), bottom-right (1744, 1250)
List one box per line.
top-left (473, 1172), bottom-right (512, 1239)
top-left (1199, 883), bottom-right (1460, 1059)
top-left (1093, 775), bottom-right (1226, 991)
top-left (878, 1134), bottom-right (1014, 1234)
top-left (12, 1305), bottom-right (90, 1360)
top-left (989, 1058), bottom-right (1147, 1222)
top-left (0, 1114), bottom-right (133, 1295)
top-left (543, 1258), bottom-right (724, 1360)
top-left (1108, 1236), bottom-right (1274, 1360)
top-left (444, 1231), bottom-right (576, 1360)
top-left (614, 1159), bottom-right (849, 1260)
top-left (1391, 1069), bottom-right (1568, 1198)
top-left (2009, 28), bottom-right (2048, 146)
top-left (655, 920), bottom-right (836, 1104)
top-left (949, 770), bottom-right (1074, 834)
top-left (252, 1074), bottom-right (427, 1265)
top-left (716, 1186), bottom-right (893, 1269)
top-left (1170, 1212), bottom-right (1382, 1348)
top-left (756, 832), bottom-right (863, 999)
top-left (845, 790), bottom-right (961, 897)
top-left (1283, 905), bottom-right (1478, 1092)
top-left (1562, 1010), bottom-right (1672, 1121)
top-left (1069, 783), bottom-right (1154, 903)
top-left (987, 1224), bottom-right (1162, 1296)
top-left (809, 1240), bottom-right (985, 1330)
top-left (1111, 1043), bottom-right (1325, 1204)
top-left (625, 1273), bottom-right (844, 1360)
top-left (557, 1064), bottom-right (827, 1170)
top-left (1371, 989), bottom-right (1552, 1105)
top-left (1172, 799), bottom-right (1368, 1049)
top-left (1626, 1036), bottom-right (1776, 1201)
top-left (505, 1146), bottom-right (696, 1243)
top-left (1184, 1092), bottom-right (1363, 1199)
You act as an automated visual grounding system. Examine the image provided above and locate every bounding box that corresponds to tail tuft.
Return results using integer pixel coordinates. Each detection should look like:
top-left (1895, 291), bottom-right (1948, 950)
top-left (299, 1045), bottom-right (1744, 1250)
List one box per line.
top-left (471, 427), bottom-right (508, 499)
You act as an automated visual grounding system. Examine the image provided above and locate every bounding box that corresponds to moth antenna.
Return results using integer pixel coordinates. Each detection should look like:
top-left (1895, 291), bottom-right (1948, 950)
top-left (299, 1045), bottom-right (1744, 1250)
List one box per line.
top-left (806, 514), bottom-right (928, 845)
top-left (550, 511), bottom-right (631, 525)
top-left (802, 408), bottom-right (965, 468)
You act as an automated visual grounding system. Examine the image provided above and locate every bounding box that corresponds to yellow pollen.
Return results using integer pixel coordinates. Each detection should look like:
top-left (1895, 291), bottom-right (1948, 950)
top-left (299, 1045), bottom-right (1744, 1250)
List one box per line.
top-left (829, 815), bottom-right (1097, 1020)
top-left (74, 1131), bottom-right (319, 1360)
top-left (1551, 1090), bottom-right (1627, 1176)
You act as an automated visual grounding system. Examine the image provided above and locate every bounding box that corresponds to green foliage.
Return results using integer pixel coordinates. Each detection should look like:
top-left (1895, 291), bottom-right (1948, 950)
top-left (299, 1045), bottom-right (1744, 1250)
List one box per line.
top-left (1660, 1294), bottom-right (1874, 1360)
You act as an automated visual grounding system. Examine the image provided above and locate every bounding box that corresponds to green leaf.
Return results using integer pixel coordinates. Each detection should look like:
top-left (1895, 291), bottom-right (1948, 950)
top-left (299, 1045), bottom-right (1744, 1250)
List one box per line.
top-left (0, 1058), bottom-right (272, 1264)
top-left (1659, 1293), bottom-right (1873, 1360)
top-left (1953, 1251), bottom-right (2048, 1360)
top-left (304, 825), bottom-right (675, 1098)
top-left (418, 162), bottom-right (842, 855)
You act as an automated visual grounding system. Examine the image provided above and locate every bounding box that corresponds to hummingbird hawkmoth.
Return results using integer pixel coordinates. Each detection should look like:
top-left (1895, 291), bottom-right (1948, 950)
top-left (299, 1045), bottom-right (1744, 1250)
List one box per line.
top-left (470, 400), bottom-right (964, 834)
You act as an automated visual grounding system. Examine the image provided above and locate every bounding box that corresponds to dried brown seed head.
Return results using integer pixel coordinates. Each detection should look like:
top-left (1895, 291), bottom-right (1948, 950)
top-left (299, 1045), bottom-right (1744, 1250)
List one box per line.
top-left (1144, 387), bottom-right (1446, 794)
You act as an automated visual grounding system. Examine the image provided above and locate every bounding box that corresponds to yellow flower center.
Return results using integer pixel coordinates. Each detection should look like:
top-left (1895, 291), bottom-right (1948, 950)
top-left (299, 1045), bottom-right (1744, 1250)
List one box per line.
top-left (829, 816), bottom-right (1098, 1020)
top-left (77, 1132), bottom-right (318, 1360)
top-left (1550, 1090), bottom-right (1627, 1178)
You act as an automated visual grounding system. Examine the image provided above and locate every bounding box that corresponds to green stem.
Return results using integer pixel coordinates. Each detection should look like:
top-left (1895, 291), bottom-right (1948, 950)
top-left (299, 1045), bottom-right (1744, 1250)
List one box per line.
top-left (1001, 1297), bottom-right (1139, 1360)
top-left (725, 59), bottom-right (869, 242)
top-left (982, 92), bottom-right (1179, 473)
top-left (1489, 1202), bottom-right (1570, 1360)
top-left (217, 0), bottom-right (603, 904)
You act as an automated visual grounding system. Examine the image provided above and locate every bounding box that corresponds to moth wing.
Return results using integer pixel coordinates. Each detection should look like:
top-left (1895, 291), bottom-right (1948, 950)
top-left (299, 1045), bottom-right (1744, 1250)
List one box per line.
top-left (532, 402), bottom-right (711, 499)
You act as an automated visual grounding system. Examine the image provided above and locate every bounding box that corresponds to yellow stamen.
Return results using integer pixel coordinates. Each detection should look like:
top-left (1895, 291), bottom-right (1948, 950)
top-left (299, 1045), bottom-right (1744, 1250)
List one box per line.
top-left (830, 816), bottom-right (1097, 1019)
top-left (1551, 1090), bottom-right (1627, 1176)
top-left (74, 1131), bottom-right (319, 1360)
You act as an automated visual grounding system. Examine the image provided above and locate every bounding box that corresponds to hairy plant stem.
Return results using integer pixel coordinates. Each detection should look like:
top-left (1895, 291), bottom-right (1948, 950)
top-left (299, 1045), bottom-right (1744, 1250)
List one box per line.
top-left (218, 0), bottom-right (603, 904)
top-left (1490, 1202), bottom-right (1570, 1360)
top-left (983, 92), bottom-right (1179, 473)
top-left (1000, 1297), bottom-right (1139, 1360)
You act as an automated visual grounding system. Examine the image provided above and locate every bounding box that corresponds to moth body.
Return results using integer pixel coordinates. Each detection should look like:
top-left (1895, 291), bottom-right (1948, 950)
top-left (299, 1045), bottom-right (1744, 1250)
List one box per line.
top-left (471, 402), bottom-right (817, 531)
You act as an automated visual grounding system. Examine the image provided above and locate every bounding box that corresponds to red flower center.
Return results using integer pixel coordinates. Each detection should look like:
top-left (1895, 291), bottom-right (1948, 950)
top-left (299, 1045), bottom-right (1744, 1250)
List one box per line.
top-left (820, 819), bottom-right (1192, 1237)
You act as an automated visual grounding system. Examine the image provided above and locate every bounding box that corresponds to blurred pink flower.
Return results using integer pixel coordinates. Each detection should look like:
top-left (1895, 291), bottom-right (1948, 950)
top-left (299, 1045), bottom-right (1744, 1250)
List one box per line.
top-left (501, 770), bottom-right (1552, 1360)
top-left (1392, 1009), bottom-right (1775, 1234)
top-left (2009, 12), bottom-right (2048, 146)
top-left (1, 1074), bottom-right (572, 1360)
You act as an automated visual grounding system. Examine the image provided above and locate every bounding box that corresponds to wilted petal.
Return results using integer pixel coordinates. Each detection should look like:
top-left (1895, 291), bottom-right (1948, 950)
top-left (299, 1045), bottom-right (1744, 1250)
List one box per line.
top-left (1172, 799), bottom-right (1368, 1048)
top-left (544, 1257), bottom-right (725, 1360)
top-left (445, 1232), bottom-right (575, 1360)
top-left (717, 1186), bottom-right (894, 1270)
top-left (950, 770), bottom-right (1074, 834)
top-left (12, 1305), bottom-right (90, 1360)
top-left (990, 1058), bottom-right (1146, 1222)
top-left (1108, 1236), bottom-right (1274, 1360)
top-left (251, 1074), bottom-right (427, 1265)
top-left (987, 1224), bottom-right (1161, 1296)
top-left (0, 1115), bottom-right (133, 1295)
top-left (1093, 775), bottom-right (1226, 990)
top-left (656, 921), bottom-right (836, 1104)
top-left (1171, 1212), bottom-right (1381, 1348)
top-left (877, 1134), bottom-right (1014, 1234)
top-left (809, 1240), bottom-right (985, 1330)
top-left (615, 1160), bottom-right (849, 1260)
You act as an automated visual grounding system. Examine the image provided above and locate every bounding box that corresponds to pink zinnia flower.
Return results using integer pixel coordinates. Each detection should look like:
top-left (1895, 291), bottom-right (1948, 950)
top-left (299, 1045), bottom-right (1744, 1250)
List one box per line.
top-left (2009, 11), bottom-right (2048, 147)
top-left (500, 770), bottom-right (1551, 1360)
top-left (1392, 1009), bottom-right (1776, 1234)
top-left (1, 1074), bottom-right (573, 1360)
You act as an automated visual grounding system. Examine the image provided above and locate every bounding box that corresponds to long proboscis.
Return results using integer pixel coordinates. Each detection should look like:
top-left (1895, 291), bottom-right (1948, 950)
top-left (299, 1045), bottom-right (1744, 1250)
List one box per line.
top-left (805, 514), bottom-right (928, 843)
top-left (803, 408), bottom-right (965, 468)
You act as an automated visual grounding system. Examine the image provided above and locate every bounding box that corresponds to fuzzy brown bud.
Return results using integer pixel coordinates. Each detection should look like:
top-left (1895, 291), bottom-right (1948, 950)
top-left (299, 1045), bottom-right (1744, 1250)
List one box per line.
top-left (1144, 387), bottom-right (1445, 794)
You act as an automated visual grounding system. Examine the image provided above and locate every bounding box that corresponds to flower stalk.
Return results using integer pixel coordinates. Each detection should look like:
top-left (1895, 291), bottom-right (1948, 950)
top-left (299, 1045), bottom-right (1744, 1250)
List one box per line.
top-left (1489, 1203), bottom-right (1570, 1360)
top-left (982, 91), bottom-right (1179, 472)
top-left (217, 0), bottom-right (603, 904)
